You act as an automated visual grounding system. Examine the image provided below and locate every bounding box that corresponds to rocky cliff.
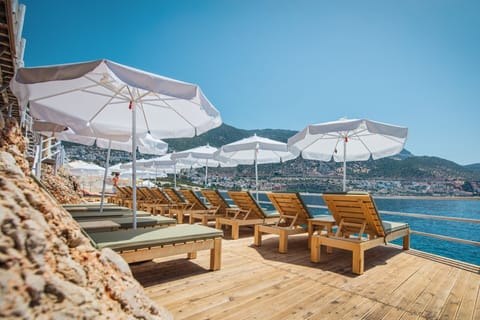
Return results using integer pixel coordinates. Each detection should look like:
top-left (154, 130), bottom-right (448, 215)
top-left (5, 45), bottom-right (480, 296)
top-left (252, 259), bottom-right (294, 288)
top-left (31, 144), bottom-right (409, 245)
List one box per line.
top-left (0, 113), bottom-right (171, 319)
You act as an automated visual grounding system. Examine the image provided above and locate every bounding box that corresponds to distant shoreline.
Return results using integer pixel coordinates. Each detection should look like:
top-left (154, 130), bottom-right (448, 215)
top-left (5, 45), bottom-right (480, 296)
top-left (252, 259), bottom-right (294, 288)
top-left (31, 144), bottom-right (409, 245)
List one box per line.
top-left (373, 195), bottom-right (480, 201)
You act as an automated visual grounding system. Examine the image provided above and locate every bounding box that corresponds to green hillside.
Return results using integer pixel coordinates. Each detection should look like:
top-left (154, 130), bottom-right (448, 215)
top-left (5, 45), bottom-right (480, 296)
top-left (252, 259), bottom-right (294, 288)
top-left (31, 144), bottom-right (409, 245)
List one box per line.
top-left (62, 123), bottom-right (480, 182)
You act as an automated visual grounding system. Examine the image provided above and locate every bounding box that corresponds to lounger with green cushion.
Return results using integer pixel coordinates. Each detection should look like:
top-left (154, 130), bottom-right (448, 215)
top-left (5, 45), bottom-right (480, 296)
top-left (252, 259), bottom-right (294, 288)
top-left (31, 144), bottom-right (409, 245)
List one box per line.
top-left (70, 210), bottom-right (152, 219)
top-left (75, 215), bottom-right (177, 230)
top-left (254, 192), bottom-right (332, 253)
top-left (215, 191), bottom-right (280, 240)
top-left (170, 189), bottom-right (213, 224)
top-left (200, 189), bottom-right (233, 215)
top-left (63, 203), bottom-right (119, 208)
top-left (64, 205), bottom-right (130, 212)
top-left (311, 192), bottom-right (410, 275)
top-left (88, 224), bottom-right (223, 270)
top-left (78, 220), bottom-right (121, 233)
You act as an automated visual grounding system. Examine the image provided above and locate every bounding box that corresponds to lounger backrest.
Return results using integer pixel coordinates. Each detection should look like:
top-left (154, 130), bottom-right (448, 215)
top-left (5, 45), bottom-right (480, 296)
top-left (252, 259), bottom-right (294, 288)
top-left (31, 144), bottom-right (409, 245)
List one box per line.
top-left (163, 188), bottom-right (185, 204)
top-left (137, 187), bottom-right (152, 200)
top-left (227, 191), bottom-right (265, 219)
top-left (117, 186), bottom-right (131, 198)
top-left (322, 193), bottom-right (385, 237)
top-left (267, 192), bottom-right (313, 226)
top-left (201, 190), bottom-right (230, 215)
top-left (179, 189), bottom-right (208, 210)
top-left (150, 188), bottom-right (170, 204)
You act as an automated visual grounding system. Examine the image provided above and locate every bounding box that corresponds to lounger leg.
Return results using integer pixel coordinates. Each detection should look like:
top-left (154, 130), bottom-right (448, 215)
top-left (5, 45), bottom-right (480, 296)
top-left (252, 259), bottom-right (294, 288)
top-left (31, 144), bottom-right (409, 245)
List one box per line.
top-left (310, 236), bottom-right (321, 263)
top-left (177, 211), bottom-right (183, 224)
top-left (187, 251), bottom-right (197, 259)
top-left (352, 247), bottom-right (364, 275)
top-left (215, 220), bottom-right (222, 230)
top-left (189, 215), bottom-right (194, 224)
top-left (202, 216), bottom-right (208, 226)
top-left (279, 230), bottom-right (288, 253)
top-left (254, 225), bottom-right (262, 247)
top-left (403, 234), bottom-right (410, 250)
top-left (210, 237), bottom-right (222, 271)
top-left (232, 222), bottom-right (239, 240)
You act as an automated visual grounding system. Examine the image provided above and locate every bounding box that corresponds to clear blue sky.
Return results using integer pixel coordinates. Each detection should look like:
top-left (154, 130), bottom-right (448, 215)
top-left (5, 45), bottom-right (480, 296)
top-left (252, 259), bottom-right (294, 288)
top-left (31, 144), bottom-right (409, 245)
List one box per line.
top-left (19, 0), bottom-right (480, 165)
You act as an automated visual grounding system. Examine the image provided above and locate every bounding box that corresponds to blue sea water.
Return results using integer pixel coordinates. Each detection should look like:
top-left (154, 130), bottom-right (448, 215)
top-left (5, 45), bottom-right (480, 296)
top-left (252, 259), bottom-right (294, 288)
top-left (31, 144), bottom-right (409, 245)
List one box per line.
top-left (244, 193), bottom-right (480, 266)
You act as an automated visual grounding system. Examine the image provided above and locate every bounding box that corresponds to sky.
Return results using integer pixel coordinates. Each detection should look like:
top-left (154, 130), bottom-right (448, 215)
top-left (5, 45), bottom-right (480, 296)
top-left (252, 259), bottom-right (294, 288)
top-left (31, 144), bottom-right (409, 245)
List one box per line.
top-left (18, 0), bottom-right (480, 165)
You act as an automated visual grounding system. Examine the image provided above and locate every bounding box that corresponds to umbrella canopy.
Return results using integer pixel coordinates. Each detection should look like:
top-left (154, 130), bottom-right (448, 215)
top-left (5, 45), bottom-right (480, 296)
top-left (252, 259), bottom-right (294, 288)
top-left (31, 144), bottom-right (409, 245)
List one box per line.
top-left (67, 160), bottom-right (105, 176)
top-left (172, 144), bottom-right (235, 187)
top-left (52, 128), bottom-right (167, 211)
top-left (214, 134), bottom-right (297, 199)
top-left (121, 153), bottom-right (200, 188)
top-left (288, 118), bottom-right (408, 191)
top-left (11, 59), bottom-right (222, 228)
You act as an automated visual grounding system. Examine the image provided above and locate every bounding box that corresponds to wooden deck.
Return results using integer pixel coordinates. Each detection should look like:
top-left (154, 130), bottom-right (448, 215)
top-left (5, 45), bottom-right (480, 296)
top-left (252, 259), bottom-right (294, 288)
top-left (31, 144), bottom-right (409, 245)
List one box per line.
top-left (131, 228), bottom-right (480, 320)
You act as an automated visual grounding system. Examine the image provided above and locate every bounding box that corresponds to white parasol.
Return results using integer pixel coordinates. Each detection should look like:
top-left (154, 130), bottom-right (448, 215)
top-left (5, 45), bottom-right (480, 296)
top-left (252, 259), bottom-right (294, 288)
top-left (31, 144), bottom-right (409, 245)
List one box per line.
top-left (288, 118), bottom-right (408, 191)
top-left (11, 59), bottom-right (222, 228)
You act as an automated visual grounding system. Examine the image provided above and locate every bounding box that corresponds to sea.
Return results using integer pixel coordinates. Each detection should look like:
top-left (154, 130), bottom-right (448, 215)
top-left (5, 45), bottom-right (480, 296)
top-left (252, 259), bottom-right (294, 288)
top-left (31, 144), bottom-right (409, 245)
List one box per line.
top-left (222, 192), bottom-right (480, 266)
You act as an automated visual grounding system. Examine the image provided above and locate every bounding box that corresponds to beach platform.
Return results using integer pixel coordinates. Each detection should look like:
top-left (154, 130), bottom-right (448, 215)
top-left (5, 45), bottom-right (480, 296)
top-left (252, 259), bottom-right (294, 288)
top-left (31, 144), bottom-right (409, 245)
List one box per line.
top-left (131, 230), bottom-right (480, 320)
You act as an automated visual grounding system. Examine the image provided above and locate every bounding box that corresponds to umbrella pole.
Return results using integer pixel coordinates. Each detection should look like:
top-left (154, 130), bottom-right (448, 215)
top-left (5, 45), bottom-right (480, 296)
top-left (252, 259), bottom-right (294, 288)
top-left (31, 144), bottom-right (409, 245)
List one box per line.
top-left (99, 140), bottom-right (112, 212)
top-left (174, 162), bottom-right (177, 188)
top-left (205, 159), bottom-right (208, 187)
top-left (343, 138), bottom-right (347, 192)
top-left (131, 101), bottom-right (137, 229)
top-left (255, 149), bottom-right (259, 201)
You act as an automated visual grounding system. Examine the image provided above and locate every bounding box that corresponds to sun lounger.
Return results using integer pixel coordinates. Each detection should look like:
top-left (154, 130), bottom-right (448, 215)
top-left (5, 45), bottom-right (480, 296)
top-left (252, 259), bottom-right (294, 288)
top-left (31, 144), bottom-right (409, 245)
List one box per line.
top-left (75, 215), bottom-right (177, 231)
top-left (78, 220), bottom-right (121, 233)
top-left (70, 210), bottom-right (152, 219)
top-left (140, 188), bottom-right (179, 215)
top-left (215, 191), bottom-right (279, 240)
top-left (64, 204), bottom-right (130, 212)
top-left (311, 192), bottom-right (410, 275)
top-left (200, 189), bottom-right (234, 216)
top-left (254, 192), bottom-right (334, 253)
top-left (170, 189), bottom-right (213, 224)
top-left (88, 224), bottom-right (223, 270)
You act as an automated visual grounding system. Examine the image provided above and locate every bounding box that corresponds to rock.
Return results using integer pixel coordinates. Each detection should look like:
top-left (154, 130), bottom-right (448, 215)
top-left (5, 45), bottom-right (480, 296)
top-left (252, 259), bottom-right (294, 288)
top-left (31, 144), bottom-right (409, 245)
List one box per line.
top-left (99, 248), bottom-right (132, 277)
top-left (0, 151), bottom-right (25, 178)
top-left (0, 118), bottom-right (172, 318)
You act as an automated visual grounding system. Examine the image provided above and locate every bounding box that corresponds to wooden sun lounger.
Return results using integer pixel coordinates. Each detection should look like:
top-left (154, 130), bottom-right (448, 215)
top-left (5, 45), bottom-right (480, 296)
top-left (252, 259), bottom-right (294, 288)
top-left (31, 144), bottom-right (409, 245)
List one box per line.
top-left (311, 192), bottom-right (410, 275)
top-left (76, 215), bottom-right (177, 231)
top-left (254, 192), bottom-right (335, 253)
top-left (215, 191), bottom-right (279, 240)
top-left (170, 189), bottom-right (213, 224)
top-left (64, 204), bottom-right (130, 212)
top-left (88, 224), bottom-right (223, 270)
top-left (140, 188), bottom-right (178, 216)
top-left (200, 189), bottom-right (234, 216)
top-left (70, 209), bottom-right (152, 219)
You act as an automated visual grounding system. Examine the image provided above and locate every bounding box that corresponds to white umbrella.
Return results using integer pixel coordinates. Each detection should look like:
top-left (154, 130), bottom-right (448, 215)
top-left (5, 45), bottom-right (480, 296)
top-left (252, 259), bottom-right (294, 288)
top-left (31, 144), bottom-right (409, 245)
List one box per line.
top-left (214, 134), bottom-right (297, 200)
top-left (54, 128), bottom-right (167, 211)
top-left (121, 153), bottom-right (200, 188)
top-left (288, 118), bottom-right (408, 191)
top-left (11, 59), bottom-right (222, 228)
top-left (171, 144), bottom-right (235, 187)
top-left (67, 160), bottom-right (105, 176)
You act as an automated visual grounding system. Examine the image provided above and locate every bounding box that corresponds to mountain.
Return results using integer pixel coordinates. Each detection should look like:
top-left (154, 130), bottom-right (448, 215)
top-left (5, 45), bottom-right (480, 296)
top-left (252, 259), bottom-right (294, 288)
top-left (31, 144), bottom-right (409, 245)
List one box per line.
top-left (465, 163), bottom-right (480, 172)
top-left (62, 123), bottom-right (480, 182)
top-left (163, 124), bottom-right (297, 151)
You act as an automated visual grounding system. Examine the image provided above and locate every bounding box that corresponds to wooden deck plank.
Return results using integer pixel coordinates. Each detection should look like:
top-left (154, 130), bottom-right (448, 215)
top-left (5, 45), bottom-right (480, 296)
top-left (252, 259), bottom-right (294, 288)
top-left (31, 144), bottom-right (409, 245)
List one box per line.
top-left (129, 232), bottom-right (480, 320)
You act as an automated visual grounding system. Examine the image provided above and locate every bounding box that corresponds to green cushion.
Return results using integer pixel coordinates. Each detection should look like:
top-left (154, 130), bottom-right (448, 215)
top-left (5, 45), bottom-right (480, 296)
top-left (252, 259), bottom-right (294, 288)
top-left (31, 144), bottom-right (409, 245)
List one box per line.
top-left (63, 203), bottom-right (118, 208)
top-left (90, 224), bottom-right (223, 251)
top-left (80, 216), bottom-right (176, 228)
top-left (71, 210), bottom-right (151, 219)
top-left (66, 205), bottom-right (129, 212)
